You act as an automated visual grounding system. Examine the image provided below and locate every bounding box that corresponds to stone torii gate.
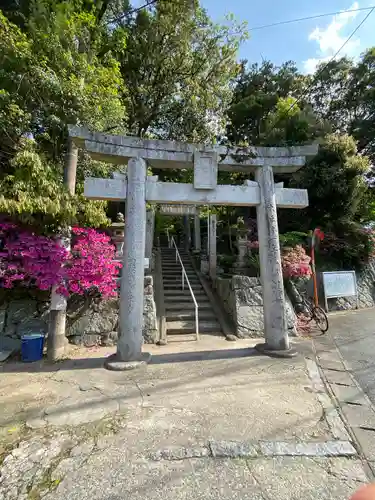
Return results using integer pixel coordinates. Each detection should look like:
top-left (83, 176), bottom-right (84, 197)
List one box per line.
top-left (69, 126), bottom-right (317, 369)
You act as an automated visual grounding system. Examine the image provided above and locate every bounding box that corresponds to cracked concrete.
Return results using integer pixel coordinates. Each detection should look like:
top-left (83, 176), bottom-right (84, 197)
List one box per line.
top-left (0, 337), bottom-right (371, 499)
top-left (312, 313), bottom-right (375, 481)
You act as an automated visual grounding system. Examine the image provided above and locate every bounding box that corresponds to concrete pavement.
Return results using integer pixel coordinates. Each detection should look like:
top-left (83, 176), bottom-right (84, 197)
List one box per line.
top-left (0, 335), bottom-right (370, 500)
top-left (327, 308), bottom-right (375, 404)
top-left (312, 308), bottom-right (375, 479)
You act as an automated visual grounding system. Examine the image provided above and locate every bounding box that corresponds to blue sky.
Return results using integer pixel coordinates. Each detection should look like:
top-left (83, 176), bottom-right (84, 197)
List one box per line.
top-left (200, 0), bottom-right (375, 72)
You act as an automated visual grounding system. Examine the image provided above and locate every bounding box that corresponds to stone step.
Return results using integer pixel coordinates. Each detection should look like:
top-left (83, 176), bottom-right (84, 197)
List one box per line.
top-left (163, 278), bottom-right (200, 284)
top-left (162, 268), bottom-right (194, 272)
top-left (166, 333), bottom-right (200, 342)
top-left (161, 254), bottom-right (190, 258)
top-left (162, 267), bottom-right (195, 272)
top-left (162, 263), bottom-right (194, 267)
top-left (163, 285), bottom-right (203, 292)
top-left (165, 301), bottom-right (212, 310)
top-left (162, 252), bottom-right (189, 255)
top-left (161, 251), bottom-right (188, 254)
top-left (162, 254), bottom-right (189, 257)
top-left (164, 295), bottom-right (210, 304)
top-left (164, 285), bottom-right (202, 292)
top-left (161, 264), bottom-right (195, 272)
top-left (164, 290), bottom-right (209, 305)
top-left (162, 269), bottom-right (195, 274)
top-left (162, 258), bottom-right (191, 261)
top-left (166, 320), bottom-right (220, 334)
top-left (163, 273), bottom-right (199, 281)
top-left (166, 310), bottom-right (216, 322)
top-left (164, 289), bottom-right (206, 296)
top-left (163, 272), bottom-right (198, 277)
top-left (161, 250), bottom-right (189, 253)
top-left (163, 279), bottom-right (202, 285)
top-left (162, 262), bottom-right (192, 267)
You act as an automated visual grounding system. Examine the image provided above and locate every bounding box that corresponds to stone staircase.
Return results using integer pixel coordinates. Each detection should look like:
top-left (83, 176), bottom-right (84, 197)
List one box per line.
top-left (161, 246), bottom-right (221, 338)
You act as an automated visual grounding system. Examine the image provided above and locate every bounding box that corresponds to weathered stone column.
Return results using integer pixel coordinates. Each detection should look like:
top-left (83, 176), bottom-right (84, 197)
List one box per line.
top-left (194, 210), bottom-right (201, 251)
top-left (105, 157), bottom-right (151, 370)
top-left (183, 215), bottom-right (191, 251)
top-left (209, 213), bottom-right (217, 281)
top-left (145, 209), bottom-right (155, 269)
top-left (255, 165), bottom-right (295, 357)
top-left (206, 214), bottom-right (210, 255)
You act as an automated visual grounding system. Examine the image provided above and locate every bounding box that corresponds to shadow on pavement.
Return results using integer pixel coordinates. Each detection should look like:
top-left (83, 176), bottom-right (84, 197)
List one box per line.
top-left (150, 347), bottom-right (259, 364)
top-left (0, 347), bottom-right (261, 373)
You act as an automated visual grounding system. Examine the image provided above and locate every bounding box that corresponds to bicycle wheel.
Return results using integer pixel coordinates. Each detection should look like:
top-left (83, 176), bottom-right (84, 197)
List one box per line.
top-left (299, 298), bottom-right (314, 323)
top-left (312, 306), bottom-right (329, 333)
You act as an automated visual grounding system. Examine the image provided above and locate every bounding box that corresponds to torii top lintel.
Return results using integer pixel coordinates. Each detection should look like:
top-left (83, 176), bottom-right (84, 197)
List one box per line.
top-left (68, 126), bottom-right (318, 174)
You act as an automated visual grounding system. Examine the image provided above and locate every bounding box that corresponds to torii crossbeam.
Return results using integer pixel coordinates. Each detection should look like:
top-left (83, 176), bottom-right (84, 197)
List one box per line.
top-left (70, 126), bottom-right (318, 368)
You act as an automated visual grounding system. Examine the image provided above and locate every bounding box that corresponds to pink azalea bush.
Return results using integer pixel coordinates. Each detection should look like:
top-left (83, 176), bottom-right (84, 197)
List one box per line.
top-left (0, 223), bottom-right (68, 290)
top-left (244, 239), bottom-right (312, 279)
top-left (0, 223), bottom-right (119, 297)
top-left (57, 227), bottom-right (120, 297)
top-left (281, 245), bottom-right (312, 279)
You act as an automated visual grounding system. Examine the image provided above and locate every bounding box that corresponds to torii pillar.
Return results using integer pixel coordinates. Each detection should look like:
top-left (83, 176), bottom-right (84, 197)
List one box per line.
top-left (255, 167), bottom-right (289, 355)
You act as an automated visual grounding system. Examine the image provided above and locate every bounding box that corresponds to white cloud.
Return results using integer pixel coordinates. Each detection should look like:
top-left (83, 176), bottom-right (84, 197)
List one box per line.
top-left (303, 2), bottom-right (361, 73)
top-left (303, 56), bottom-right (331, 74)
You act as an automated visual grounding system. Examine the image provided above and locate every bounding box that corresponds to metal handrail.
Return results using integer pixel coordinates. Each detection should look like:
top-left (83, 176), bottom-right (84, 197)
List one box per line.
top-left (170, 236), bottom-right (199, 340)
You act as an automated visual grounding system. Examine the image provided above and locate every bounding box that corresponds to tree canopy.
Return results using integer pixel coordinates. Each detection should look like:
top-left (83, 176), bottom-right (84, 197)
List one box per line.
top-left (0, 0), bottom-right (375, 266)
top-left (0, 0), bottom-right (246, 229)
top-left (0, 3), bottom-right (125, 229)
top-left (226, 53), bottom-right (375, 267)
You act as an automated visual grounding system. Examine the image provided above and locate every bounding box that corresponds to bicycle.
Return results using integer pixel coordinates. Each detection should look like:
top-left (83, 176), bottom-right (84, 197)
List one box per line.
top-left (298, 290), bottom-right (329, 334)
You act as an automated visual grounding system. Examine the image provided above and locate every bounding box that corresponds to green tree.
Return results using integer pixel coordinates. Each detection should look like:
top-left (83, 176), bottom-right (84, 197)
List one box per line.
top-left (226, 60), bottom-right (306, 145)
top-left (280, 134), bottom-right (372, 267)
top-left (291, 134), bottom-right (370, 228)
top-left (0, 4), bottom-right (126, 229)
top-left (117, 0), bottom-right (247, 142)
top-left (263, 96), bottom-right (329, 147)
top-left (307, 50), bottom-right (375, 165)
top-left (346, 48), bottom-right (375, 165)
top-left (225, 58), bottom-right (375, 266)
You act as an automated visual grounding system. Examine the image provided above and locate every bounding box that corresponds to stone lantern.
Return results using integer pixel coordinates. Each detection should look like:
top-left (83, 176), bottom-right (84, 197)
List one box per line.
top-left (110, 213), bottom-right (125, 259)
top-left (234, 217), bottom-right (249, 270)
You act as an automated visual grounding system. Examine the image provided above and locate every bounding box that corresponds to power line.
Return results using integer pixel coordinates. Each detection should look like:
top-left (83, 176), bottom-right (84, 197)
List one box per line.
top-left (109, 3), bottom-right (375, 34)
top-left (129, 0), bottom-right (159, 15)
top-left (286, 6), bottom-right (375, 115)
top-left (109, 0), bottom-right (159, 23)
top-left (248, 5), bottom-right (375, 32)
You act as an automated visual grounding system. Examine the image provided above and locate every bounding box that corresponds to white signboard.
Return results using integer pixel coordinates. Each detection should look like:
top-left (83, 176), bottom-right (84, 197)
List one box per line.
top-left (322, 271), bottom-right (358, 312)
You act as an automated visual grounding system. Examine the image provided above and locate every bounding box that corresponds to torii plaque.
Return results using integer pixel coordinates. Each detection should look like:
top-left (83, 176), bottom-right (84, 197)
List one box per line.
top-left (69, 126), bottom-right (317, 368)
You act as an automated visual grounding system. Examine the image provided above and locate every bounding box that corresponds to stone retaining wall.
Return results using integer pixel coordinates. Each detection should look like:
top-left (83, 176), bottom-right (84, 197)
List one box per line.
top-left (215, 275), bottom-right (297, 338)
top-left (0, 276), bottom-right (158, 352)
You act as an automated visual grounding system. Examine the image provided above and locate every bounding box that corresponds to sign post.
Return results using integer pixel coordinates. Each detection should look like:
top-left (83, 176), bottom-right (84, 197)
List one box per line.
top-left (311, 228), bottom-right (324, 306)
top-left (322, 271), bottom-right (359, 312)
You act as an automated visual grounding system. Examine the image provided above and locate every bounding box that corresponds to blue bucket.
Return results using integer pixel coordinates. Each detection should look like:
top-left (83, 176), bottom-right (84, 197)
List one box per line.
top-left (21, 334), bottom-right (44, 363)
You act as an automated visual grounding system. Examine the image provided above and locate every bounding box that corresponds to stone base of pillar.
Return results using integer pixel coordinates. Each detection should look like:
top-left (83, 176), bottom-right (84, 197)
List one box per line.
top-left (104, 352), bottom-right (152, 371)
top-left (255, 342), bottom-right (298, 358)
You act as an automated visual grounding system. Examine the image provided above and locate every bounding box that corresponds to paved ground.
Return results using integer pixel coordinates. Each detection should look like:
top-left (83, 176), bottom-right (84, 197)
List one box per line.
top-left (0, 335), bottom-right (370, 500)
top-left (328, 308), bottom-right (375, 405)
